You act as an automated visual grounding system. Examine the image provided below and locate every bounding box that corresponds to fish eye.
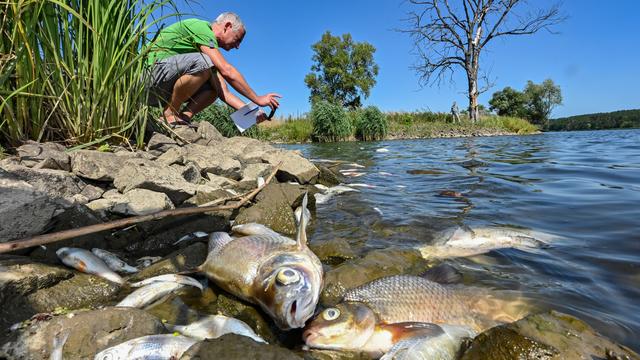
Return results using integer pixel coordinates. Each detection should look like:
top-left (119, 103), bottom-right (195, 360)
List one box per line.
top-left (322, 308), bottom-right (340, 321)
top-left (276, 267), bottom-right (300, 285)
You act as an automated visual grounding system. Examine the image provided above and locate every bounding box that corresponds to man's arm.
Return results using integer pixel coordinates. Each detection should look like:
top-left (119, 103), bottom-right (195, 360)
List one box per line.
top-left (200, 45), bottom-right (280, 110)
top-left (210, 70), bottom-right (245, 110)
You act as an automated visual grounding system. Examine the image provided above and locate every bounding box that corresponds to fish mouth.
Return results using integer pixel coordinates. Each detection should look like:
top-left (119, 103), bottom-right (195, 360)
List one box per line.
top-left (302, 328), bottom-right (318, 344)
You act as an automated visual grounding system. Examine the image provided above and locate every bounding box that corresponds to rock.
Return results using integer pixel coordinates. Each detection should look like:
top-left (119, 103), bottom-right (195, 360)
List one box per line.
top-left (172, 126), bottom-right (201, 143)
top-left (239, 163), bottom-right (272, 188)
top-left (205, 173), bottom-right (237, 188)
top-left (180, 334), bottom-right (301, 360)
top-left (220, 137), bottom-right (271, 161)
top-left (16, 141), bottom-right (70, 171)
top-left (260, 149), bottom-right (319, 184)
top-left (0, 307), bottom-right (165, 360)
top-left (147, 132), bottom-right (178, 153)
top-left (156, 146), bottom-right (187, 166)
top-left (320, 248), bottom-right (429, 305)
top-left (234, 183), bottom-right (298, 236)
top-left (315, 164), bottom-right (342, 186)
top-left (0, 175), bottom-right (62, 243)
top-left (183, 144), bottom-right (242, 180)
top-left (70, 149), bottom-right (136, 181)
top-left (113, 158), bottom-right (197, 205)
top-left (174, 162), bottom-right (203, 184)
top-left (195, 121), bottom-right (225, 145)
top-left (256, 183), bottom-right (315, 212)
top-left (188, 185), bottom-right (234, 206)
top-left (111, 188), bottom-right (175, 216)
top-left (128, 242), bottom-right (208, 281)
top-left (309, 238), bottom-right (357, 265)
top-left (460, 310), bottom-right (639, 360)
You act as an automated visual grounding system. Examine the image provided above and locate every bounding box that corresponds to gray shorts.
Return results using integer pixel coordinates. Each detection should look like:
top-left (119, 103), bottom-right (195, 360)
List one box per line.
top-left (145, 53), bottom-right (215, 107)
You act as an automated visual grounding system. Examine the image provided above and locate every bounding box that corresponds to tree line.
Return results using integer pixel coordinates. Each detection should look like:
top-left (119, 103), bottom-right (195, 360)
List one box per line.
top-left (548, 109), bottom-right (640, 131)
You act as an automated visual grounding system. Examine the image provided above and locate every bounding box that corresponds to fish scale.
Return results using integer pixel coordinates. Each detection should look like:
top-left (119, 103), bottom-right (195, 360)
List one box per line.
top-left (343, 275), bottom-right (479, 329)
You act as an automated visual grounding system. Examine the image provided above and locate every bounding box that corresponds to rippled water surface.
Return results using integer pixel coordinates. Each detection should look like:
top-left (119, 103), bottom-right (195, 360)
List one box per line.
top-left (285, 129), bottom-right (640, 350)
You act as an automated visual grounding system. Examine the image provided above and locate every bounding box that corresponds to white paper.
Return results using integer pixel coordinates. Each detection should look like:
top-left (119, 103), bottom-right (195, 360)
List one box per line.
top-left (230, 102), bottom-right (259, 133)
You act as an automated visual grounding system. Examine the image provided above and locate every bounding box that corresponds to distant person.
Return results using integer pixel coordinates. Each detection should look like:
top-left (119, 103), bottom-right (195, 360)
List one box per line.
top-left (145, 12), bottom-right (280, 126)
top-left (451, 101), bottom-right (460, 123)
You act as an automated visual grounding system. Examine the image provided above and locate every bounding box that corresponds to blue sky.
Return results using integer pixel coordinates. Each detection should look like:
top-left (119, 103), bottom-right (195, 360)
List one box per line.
top-left (161, 0), bottom-right (639, 118)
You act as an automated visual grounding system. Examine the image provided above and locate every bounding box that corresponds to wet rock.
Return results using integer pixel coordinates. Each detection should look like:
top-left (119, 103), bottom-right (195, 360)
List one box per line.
top-left (0, 307), bottom-right (165, 360)
top-left (209, 293), bottom-right (276, 344)
top-left (309, 238), bottom-right (357, 265)
top-left (16, 141), bottom-right (70, 171)
top-left (113, 158), bottom-right (197, 205)
top-left (111, 188), bottom-right (175, 216)
top-left (261, 149), bottom-right (319, 184)
top-left (180, 334), bottom-right (301, 360)
top-left (320, 248), bottom-right (430, 305)
top-left (195, 121), bottom-right (225, 145)
top-left (70, 149), bottom-right (136, 181)
top-left (128, 242), bottom-right (208, 281)
top-left (460, 310), bottom-right (640, 360)
top-left (235, 183), bottom-right (298, 235)
top-left (147, 132), bottom-right (178, 153)
top-left (146, 295), bottom-right (201, 326)
top-left (315, 164), bottom-right (341, 186)
top-left (0, 176), bottom-right (61, 242)
top-left (257, 183), bottom-right (316, 213)
top-left (184, 143), bottom-right (242, 180)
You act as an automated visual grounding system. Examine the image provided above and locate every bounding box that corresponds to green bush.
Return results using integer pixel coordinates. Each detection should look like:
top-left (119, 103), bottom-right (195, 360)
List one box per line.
top-left (354, 106), bottom-right (387, 141)
top-left (311, 101), bottom-right (351, 142)
top-left (193, 102), bottom-right (239, 138)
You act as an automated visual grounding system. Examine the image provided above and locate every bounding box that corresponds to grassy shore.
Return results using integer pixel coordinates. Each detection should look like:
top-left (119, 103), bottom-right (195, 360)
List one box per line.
top-left (250, 112), bottom-right (538, 143)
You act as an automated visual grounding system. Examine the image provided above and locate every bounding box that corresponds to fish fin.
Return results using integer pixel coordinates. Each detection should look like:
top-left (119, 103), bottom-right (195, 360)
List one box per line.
top-left (295, 192), bottom-right (309, 250)
top-left (208, 232), bottom-right (234, 253)
top-left (52, 328), bottom-right (71, 350)
top-left (420, 263), bottom-right (463, 284)
top-left (379, 322), bottom-right (444, 343)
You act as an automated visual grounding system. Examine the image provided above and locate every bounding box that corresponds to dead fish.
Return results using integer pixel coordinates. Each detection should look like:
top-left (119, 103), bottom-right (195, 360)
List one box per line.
top-left (166, 314), bottom-right (266, 343)
top-left (376, 148), bottom-right (390, 153)
top-left (93, 334), bottom-right (197, 360)
top-left (339, 168), bottom-right (361, 173)
top-left (117, 277), bottom-right (201, 308)
top-left (56, 247), bottom-right (124, 285)
top-left (231, 223), bottom-right (280, 237)
top-left (135, 256), bottom-right (163, 268)
top-left (341, 171), bottom-right (366, 177)
top-left (173, 231), bottom-right (209, 245)
top-left (380, 324), bottom-right (475, 360)
top-left (295, 205), bottom-right (312, 226)
top-left (130, 274), bottom-right (203, 290)
top-left (91, 248), bottom-right (139, 274)
top-left (304, 275), bottom-right (527, 355)
top-left (378, 172), bottom-right (393, 176)
top-left (348, 183), bottom-right (377, 189)
top-left (315, 185), bottom-right (360, 204)
top-left (50, 329), bottom-right (71, 360)
top-left (373, 207), bottom-right (383, 216)
top-left (416, 225), bottom-right (560, 259)
top-left (347, 163), bottom-right (366, 168)
top-left (197, 193), bottom-right (323, 329)
top-left (257, 176), bottom-right (265, 187)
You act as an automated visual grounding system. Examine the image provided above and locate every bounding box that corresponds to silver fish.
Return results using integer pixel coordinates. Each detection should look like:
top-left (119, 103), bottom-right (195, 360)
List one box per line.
top-left (50, 329), bottom-right (70, 360)
top-left (166, 314), bottom-right (266, 343)
top-left (380, 324), bottom-right (475, 360)
top-left (136, 256), bottom-right (163, 268)
top-left (117, 278), bottom-right (201, 308)
top-left (198, 193), bottom-right (323, 329)
top-left (173, 231), bottom-right (209, 245)
top-left (130, 274), bottom-right (203, 290)
top-left (56, 247), bottom-right (124, 285)
top-left (231, 223), bottom-right (280, 237)
top-left (91, 248), bottom-right (139, 274)
top-left (417, 225), bottom-right (560, 259)
top-left (93, 334), bottom-right (197, 360)
top-left (294, 206), bottom-right (311, 226)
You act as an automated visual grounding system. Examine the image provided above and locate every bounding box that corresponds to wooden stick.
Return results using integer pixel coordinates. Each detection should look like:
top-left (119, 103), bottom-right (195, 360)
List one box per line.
top-left (0, 162), bottom-right (282, 254)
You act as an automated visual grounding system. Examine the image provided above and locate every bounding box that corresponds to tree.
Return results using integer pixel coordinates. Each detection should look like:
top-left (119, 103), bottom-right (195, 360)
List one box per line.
top-left (305, 31), bottom-right (379, 109)
top-left (488, 86), bottom-right (526, 117)
top-left (523, 79), bottom-right (562, 127)
top-left (403, 0), bottom-right (565, 122)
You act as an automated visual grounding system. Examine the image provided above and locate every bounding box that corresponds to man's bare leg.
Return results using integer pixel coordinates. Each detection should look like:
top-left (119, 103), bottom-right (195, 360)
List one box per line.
top-left (181, 88), bottom-right (218, 120)
top-left (163, 70), bottom-right (210, 124)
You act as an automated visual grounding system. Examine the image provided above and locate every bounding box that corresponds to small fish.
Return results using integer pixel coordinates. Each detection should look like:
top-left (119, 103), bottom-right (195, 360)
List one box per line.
top-left (347, 163), bottom-right (366, 168)
top-left (117, 277), bottom-right (201, 308)
top-left (198, 193), bottom-right (323, 330)
top-left (396, 185), bottom-right (406, 189)
top-left (93, 334), bottom-right (197, 360)
top-left (166, 314), bottom-right (266, 343)
top-left (135, 256), bottom-right (163, 268)
top-left (376, 148), bottom-right (390, 153)
top-left (341, 171), bottom-right (366, 177)
top-left (173, 231), bottom-right (209, 245)
top-left (257, 176), bottom-right (265, 188)
top-left (417, 226), bottom-right (559, 259)
top-left (339, 168), bottom-right (361, 173)
top-left (373, 207), bottom-right (383, 216)
top-left (294, 206), bottom-right (311, 226)
top-left (378, 172), bottom-right (393, 176)
top-left (56, 247), bottom-right (124, 285)
top-left (50, 329), bottom-right (71, 360)
top-left (380, 324), bottom-right (475, 360)
top-left (314, 184), bottom-right (330, 192)
top-left (130, 274), bottom-right (203, 290)
top-left (348, 183), bottom-right (377, 189)
top-left (91, 248), bottom-right (139, 274)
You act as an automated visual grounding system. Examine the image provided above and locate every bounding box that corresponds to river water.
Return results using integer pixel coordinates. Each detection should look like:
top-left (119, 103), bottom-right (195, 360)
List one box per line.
top-left (285, 129), bottom-right (640, 351)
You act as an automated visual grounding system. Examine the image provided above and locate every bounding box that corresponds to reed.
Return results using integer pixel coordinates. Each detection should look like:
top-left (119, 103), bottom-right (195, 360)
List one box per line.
top-left (0, 0), bottom-right (177, 148)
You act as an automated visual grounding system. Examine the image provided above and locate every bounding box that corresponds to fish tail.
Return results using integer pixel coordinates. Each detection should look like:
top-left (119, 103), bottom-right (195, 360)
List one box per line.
top-left (295, 192), bottom-right (309, 249)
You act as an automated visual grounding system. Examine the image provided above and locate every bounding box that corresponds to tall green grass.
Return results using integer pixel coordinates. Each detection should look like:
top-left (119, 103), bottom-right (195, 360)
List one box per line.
top-left (310, 101), bottom-right (351, 142)
top-left (0, 0), bottom-right (177, 148)
top-left (354, 106), bottom-right (387, 141)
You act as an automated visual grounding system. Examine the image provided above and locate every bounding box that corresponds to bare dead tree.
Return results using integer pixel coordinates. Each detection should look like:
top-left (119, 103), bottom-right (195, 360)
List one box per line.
top-left (403, 0), bottom-right (565, 122)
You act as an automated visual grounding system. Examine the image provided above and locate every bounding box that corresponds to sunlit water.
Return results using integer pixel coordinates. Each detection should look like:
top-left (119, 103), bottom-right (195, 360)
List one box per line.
top-left (284, 129), bottom-right (640, 351)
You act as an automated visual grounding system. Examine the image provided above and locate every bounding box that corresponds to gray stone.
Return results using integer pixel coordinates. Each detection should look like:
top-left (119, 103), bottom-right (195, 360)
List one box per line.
top-left (238, 163), bottom-right (272, 188)
top-left (16, 141), bottom-right (70, 171)
top-left (173, 162), bottom-right (202, 184)
top-left (316, 164), bottom-right (342, 186)
top-left (113, 158), bottom-right (197, 205)
top-left (129, 242), bottom-right (208, 281)
top-left (156, 146), bottom-right (187, 166)
top-left (172, 126), bottom-right (201, 143)
top-left (219, 136), bottom-right (271, 160)
top-left (147, 132), bottom-right (178, 153)
top-left (260, 149), bottom-right (319, 184)
top-left (180, 334), bottom-right (301, 360)
top-left (70, 149), bottom-right (136, 181)
top-left (234, 183), bottom-right (298, 235)
top-left (79, 184), bottom-right (105, 201)
top-left (196, 121), bottom-right (225, 145)
top-left (0, 307), bottom-right (165, 360)
top-left (111, 188), bottom-right (175, 216)
top-left (205, 173), bottom-right (237, 188)
top-left (184, 144), bottom-right (242, 179)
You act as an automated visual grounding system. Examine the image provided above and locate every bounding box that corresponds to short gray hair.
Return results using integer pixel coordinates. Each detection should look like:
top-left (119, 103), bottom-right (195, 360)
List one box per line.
top-left (214, 12), bottom-right (245, 32)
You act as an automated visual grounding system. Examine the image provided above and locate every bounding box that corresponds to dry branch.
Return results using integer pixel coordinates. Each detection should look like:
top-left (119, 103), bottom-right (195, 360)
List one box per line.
top-left (0, 162), bottom-right (283, 254)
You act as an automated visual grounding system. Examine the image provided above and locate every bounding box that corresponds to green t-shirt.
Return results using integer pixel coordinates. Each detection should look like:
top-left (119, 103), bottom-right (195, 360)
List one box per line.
top-left (146, 19), bottom-right (218, 65)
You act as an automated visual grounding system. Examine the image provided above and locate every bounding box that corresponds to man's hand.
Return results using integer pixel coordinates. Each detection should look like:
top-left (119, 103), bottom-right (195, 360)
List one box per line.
top-left (256, 109), bottom-right (268, 124)
top-left (255, 93), bottom-right (281, 110)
